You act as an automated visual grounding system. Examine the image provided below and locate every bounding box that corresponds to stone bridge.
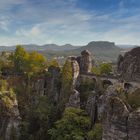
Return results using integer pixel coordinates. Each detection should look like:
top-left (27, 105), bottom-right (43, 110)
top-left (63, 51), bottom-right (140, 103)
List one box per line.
top-left (80, 73), bottom-right (140, 89)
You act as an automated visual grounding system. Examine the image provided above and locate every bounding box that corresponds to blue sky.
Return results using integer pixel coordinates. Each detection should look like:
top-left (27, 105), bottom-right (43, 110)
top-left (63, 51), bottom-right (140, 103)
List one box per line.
top-left (0, 0), bottom-right (140, 46)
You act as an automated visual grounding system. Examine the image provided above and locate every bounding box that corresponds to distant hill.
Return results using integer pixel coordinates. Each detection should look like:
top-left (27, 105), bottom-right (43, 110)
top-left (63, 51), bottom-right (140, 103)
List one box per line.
top-left (50, 41), bottom-right (123, 62)
top-left (0, 44), bottom-right (80, 52)
top-left (0, 41), bottom-right (135, 62)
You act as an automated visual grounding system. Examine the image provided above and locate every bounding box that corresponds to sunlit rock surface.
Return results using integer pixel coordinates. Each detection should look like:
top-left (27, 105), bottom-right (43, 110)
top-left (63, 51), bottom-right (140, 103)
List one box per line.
top-left (77, 50), bottom-right (92, 74)
top-left (0, 91), bottom-right (21, 140)
top-left (117, 47), bottom-right (140, 82)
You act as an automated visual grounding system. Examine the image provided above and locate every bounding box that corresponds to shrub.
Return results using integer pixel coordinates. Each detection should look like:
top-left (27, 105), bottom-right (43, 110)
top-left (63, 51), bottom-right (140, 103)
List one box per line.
top-left (48, 107), bottom-right (91, 140)
top-left (127, 88), bottom-right (140, 109)
top-left (87, 123), bottom-right (102, 140)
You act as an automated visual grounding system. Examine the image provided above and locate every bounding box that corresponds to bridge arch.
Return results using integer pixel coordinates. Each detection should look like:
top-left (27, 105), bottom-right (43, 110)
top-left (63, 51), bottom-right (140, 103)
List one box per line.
top-left (124, 82), bottom-right (133, 90)
top-left (102, 79), bottom-right (113, 88)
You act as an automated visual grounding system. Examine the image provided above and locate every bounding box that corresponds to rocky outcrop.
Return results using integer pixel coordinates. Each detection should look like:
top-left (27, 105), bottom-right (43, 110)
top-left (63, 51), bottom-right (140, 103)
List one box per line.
top-left (98, 88), bottom-right (129, 140)
top-left (128, 109), bottom-right (140, 140)
top-left (77, 50), bottom-right (92, 74)
top-left (117, 47), bottom-right (140, 82)
top-left (32, 78), bottom-right (46, 96)
top-left (45, 66), bottom-right (61, 104)
top-left (29, 66), bottom-right (61, 105)
top-left (0, 91), bottom-right (21, 140)
top-left (86, 91), bottom-right (99, 125)
top-left (86, 85), bottom-right (140, 140)
top-left (66, 89), bottom-right (80, 108)
top-left (67, 56), bottom-right (80, 85)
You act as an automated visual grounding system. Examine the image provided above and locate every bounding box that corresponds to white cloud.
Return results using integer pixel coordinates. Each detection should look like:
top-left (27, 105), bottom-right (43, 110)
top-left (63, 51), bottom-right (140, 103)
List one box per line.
top-left (0, 0), bottom-right (140, 45)
top-left (16, 24), bottom-right (42, 37)
top-left (0, 16), bottom-right (11, 31)
top-left (0, 20), bottom-right (9, 31)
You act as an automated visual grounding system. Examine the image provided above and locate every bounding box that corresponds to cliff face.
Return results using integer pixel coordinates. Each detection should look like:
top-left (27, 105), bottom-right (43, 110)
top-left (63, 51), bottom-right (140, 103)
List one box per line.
top-left (45, 66), bottom-right (61, 104)
top-left (66, 89), bottom-right (80, 108)
top-left (128, 109), bottom-right (140, 140)
top-left (0, 90), bottom-right (21, 140)
top-left (98, 86), bottom-right (129, 140)
top-left (86, 85), bottom-right (140, 140)
top-left (117, 47), bottom-right (140, 81)
top-left (67, 56), bottom-right (80, 85)
top-left (28, 66), bottom-right (61, 105)
top-left (77, 50), bottom-right (92, 74)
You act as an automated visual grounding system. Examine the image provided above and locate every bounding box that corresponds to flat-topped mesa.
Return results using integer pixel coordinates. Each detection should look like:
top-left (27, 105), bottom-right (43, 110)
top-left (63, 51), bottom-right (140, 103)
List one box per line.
top-left (117, 47), bottom-right (140, 82)
top-left (77, 50), bottom-right (92, 74)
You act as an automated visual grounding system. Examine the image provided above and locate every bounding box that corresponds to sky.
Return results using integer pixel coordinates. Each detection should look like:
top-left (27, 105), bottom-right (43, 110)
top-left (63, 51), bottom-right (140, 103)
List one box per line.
top-left (0, 0), bottom-right (140, 46)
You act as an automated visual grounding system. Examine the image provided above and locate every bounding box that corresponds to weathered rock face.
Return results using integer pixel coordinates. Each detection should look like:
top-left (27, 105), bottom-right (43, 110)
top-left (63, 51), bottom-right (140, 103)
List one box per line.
top-left (128, 109), bottom-right (140, 140)
top-left (29, 67), bottom-right (61, 105)
top-left (45, 66), bottom-right (61, 104)
top-left (117, 47), bottom-right (140, 82)
top-left (98, 92), bottom-right (129, 140)
top-left (66, 89), bottom-right (80, 108)
top-left (86, 91), bottom-right (99, 125)
top-left (0, 91), bottom-right (21, 140)
top-left (117, 54), bottom-right (124, 72)
top-left (31, 78), bottom-right (46, 98)
top-left (77, 50), bottom-right (92, 74)
top-left (88, 85), bottom-right (140, 140)
top-left (67, 56), bottom-right (80, 85)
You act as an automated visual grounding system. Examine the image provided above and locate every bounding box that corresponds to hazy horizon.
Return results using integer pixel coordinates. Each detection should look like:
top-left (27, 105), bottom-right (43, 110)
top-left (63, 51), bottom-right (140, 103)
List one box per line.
top-left (0, 41), bottom-right (137, 48)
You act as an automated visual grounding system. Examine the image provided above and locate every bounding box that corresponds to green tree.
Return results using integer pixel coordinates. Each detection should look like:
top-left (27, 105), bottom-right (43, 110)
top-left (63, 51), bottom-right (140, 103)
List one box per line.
top-left (12, 45), bottom-right (29, 73)
top-left (99, 63), bottom-right (112, 75)
top-left (88, 123), bottom-right (102, 140)
top-left (61, 59), bottom-right (73, 101)
top-left (92, 67), bottom-right (101, 76)
top-left (48, 107), bottom-right (91, 140)
top-left (126, 88), bottom-right (140, 109)
top-left (0, 80), bottom-right (16, 117)
top-left (49, 59), bottom-right (59, 67)
top-left (19, 96), bottom-right (58, 140)
top-left (25, 51), bottom-right (47, 75)
top-left (0, 52), bottom-right (14, 74)
top-left (12, 45), bottom-right (47, 75)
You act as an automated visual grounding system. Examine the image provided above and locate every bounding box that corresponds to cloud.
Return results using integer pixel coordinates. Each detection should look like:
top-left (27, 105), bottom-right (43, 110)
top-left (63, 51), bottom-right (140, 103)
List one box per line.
top-left (0, 20), bottom-right (9, 31)
top-left (0, 0), bottom-right (140, 45)
top-left (16, 24), bottom-right (42, 37)
top-left (0, 16), bottom-right (11, 31)
top-left (0, 0), bottom-right (26, 9)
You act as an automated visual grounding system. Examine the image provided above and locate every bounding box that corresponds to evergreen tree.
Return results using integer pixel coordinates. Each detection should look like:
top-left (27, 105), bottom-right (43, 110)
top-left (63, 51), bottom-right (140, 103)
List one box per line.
top-left (61, 59), bottom-right (73, 102)
top-left (48, 107), bottom-right (91, 140)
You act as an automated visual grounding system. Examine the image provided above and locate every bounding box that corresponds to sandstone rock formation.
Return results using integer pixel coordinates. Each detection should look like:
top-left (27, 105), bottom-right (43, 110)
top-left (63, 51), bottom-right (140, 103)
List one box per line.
top-left (87, 85), bottom-right (140, 140)
top-left (66, 89), bottom-right (80, 108)
top-left (67, 56), bottom-right (80, 85)
top-left (128, 109), bottom-right (140, 140)
top-left (77, 50), bottom-right (92, 74)
top-left (98, 87), bottom-right (129, 140)
top-left (0, 91), bottom-right (21, 140)
top-left (86, 91), bottom-right (99, 125)
top-left (45, 66), bottom-right (61, 104)
top-left (117, 47), bottom-right (140, 82)
top-left (32, 78), bottom-right (46, 96)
